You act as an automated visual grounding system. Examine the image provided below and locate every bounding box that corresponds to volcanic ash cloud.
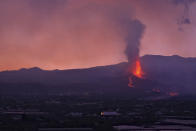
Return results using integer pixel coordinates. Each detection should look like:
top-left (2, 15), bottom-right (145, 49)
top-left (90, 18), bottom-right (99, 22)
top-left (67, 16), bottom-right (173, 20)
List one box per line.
top-left (125, 20), bottom-right (145, 65)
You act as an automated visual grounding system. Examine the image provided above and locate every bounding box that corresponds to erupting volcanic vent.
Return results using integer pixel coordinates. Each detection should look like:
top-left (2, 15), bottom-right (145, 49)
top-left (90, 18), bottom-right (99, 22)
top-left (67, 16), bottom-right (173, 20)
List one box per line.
top-left (123, 20), bottom-right (145, 88)
top-left (128, 60), bottom-right (144, 88)
top-left (133, 60), bottom-right (144, 78)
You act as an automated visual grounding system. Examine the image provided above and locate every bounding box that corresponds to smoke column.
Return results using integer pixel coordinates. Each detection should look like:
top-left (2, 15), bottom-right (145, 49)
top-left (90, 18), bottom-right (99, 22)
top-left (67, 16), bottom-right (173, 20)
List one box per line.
top-left (0, 0), bottom-right (146, 70)
top-left (125, 20), bottom-right (145, 64)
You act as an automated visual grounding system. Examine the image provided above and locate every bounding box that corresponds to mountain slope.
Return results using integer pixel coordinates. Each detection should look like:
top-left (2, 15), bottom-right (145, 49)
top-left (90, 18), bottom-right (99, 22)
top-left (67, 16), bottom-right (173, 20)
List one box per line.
top-left (0, 55), bottom-right (196, 97)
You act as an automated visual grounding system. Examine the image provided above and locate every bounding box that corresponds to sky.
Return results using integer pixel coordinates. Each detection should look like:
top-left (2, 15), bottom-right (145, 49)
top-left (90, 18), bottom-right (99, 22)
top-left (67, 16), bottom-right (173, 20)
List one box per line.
top-left (0, 0), bottom-right (196, 71)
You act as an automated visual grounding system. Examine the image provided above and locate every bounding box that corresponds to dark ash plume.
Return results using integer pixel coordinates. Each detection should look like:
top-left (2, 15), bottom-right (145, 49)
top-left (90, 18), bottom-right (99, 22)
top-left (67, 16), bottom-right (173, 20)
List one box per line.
top-left (125, 20), bottom-right (145, 64)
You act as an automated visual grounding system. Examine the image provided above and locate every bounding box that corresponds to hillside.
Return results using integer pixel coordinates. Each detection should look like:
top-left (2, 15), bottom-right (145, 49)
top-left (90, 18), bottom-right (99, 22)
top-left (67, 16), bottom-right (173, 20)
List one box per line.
top-left (0, 55), bottom-right (196, 97)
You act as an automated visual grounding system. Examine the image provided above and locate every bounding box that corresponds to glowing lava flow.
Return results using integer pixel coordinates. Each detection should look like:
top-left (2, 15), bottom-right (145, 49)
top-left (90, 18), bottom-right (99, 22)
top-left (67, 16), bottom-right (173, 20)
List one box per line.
top-left (128, 60), bottom-right (144, 88)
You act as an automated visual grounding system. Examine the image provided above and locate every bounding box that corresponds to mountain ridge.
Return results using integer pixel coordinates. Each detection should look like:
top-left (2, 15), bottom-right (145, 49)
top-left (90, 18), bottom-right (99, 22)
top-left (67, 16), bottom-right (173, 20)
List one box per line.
top-left (1, 55), bottom-right (196, 73)
top-left (0, 55), bottom-right (196, 97)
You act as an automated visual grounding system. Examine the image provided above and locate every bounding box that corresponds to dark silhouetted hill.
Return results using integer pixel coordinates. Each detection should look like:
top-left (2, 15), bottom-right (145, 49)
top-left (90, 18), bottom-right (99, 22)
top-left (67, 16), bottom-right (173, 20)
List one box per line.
top-left (0, 55), bottom-right (196, 98)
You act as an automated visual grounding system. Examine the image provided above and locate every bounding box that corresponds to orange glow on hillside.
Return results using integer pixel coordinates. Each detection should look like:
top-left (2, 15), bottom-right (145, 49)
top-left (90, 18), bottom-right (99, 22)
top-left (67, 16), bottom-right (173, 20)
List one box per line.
top-left (169, 92), bottom-right (179, 96)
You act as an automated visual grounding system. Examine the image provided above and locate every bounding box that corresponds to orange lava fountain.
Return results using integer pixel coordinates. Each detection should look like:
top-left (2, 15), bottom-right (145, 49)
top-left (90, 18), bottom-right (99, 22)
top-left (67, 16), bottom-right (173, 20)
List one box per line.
top-left (133, 60), bottom-right (143, 78)
top-left (128, 60), bottom-right (144, 88)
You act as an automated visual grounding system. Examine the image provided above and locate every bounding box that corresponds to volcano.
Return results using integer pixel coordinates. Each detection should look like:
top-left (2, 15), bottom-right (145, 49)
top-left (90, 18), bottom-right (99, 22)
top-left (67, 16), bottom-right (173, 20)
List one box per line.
top-left (0, 55), bottom-right (196, 98)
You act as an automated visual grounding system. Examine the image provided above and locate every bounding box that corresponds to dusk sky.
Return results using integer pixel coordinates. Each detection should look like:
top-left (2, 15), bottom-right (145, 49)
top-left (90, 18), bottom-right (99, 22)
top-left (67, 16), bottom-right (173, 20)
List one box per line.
top-left (0, 0), bottom-right (196, 71)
